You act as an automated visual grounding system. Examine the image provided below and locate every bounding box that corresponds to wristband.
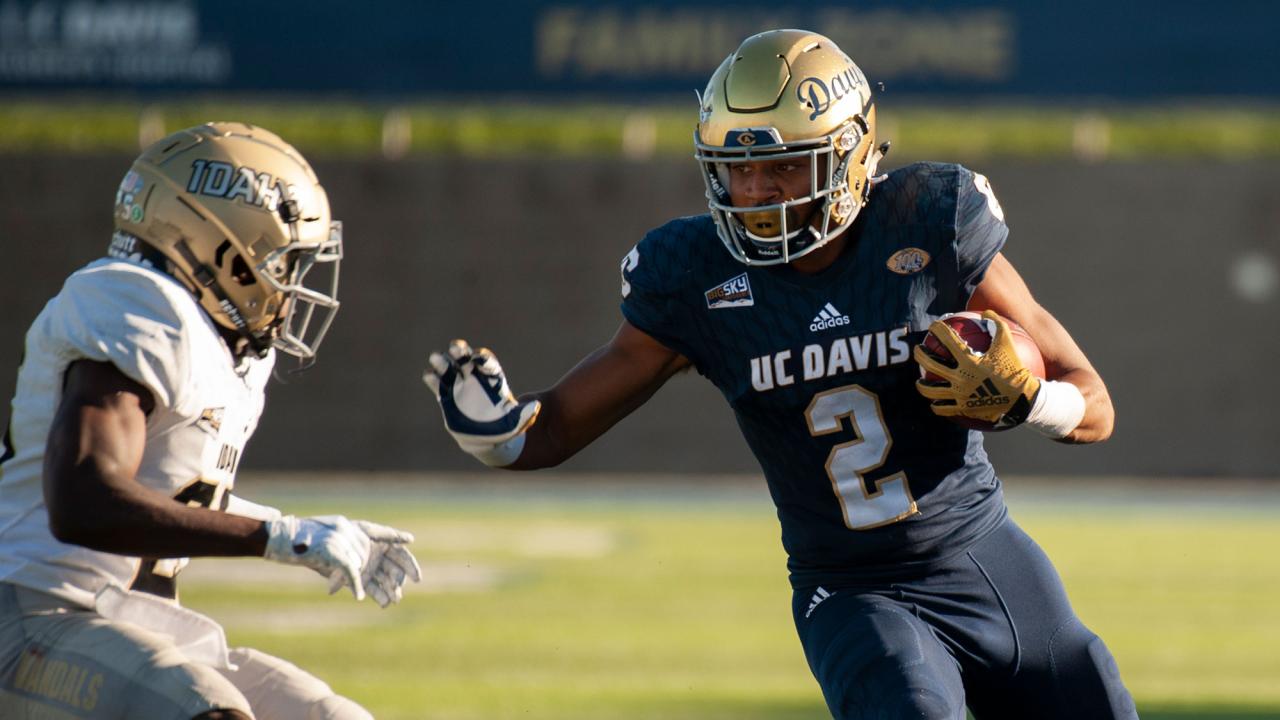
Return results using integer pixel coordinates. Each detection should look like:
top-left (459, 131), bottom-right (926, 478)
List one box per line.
top-left (224, 494), bottom-right (283, 522)
top-left (469, 431), bottom-right (527, 467)
top-left (1025, 380), bottom-right (1086, 439)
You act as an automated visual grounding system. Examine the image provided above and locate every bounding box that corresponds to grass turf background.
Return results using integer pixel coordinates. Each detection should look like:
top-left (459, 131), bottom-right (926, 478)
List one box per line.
top-left (179, 474), bottom-right (1280, 719)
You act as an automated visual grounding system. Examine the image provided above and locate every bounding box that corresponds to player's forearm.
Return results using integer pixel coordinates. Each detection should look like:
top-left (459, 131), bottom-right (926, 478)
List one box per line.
top-left (504, 417), bottom-right (568, 470)
top-left (508, 359), bottom-right (670, 470)
top-left (1050, 369), bottom-right (1114, 444)
top-left (44, 455), bottom-right (267, 558)
top-left (506, 390), bottom-right (608, 470)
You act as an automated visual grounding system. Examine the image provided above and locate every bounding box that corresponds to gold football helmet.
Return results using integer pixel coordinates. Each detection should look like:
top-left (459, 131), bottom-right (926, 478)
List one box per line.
top-left (111, 122), bottom-right (341, 360)
top-left (695, 29), bottom-right (886, 265)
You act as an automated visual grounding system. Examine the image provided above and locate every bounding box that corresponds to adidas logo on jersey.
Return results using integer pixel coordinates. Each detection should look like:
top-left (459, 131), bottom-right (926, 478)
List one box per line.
top-left (805, 586), bottom-right (835, 618)
top-left (809, 303), bottom-right (849, 332)
top-left (966, 379), bottom-right (1010, 408)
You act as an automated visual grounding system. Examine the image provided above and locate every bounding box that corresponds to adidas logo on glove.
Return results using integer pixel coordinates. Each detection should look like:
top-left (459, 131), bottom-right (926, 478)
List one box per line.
top-left (966, 379), bottom-right (1011, 408)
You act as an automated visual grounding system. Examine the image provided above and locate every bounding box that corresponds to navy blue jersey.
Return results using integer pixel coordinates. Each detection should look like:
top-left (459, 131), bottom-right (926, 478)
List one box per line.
top-left (621, 162), bottom-right (1011, 588)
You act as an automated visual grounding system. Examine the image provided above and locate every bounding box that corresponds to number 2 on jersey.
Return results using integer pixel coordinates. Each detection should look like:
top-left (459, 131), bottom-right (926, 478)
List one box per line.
top-left (805, 385), bottom-right (917, 530)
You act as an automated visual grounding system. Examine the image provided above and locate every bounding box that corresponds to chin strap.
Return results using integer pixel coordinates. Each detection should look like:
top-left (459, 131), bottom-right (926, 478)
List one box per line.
top-left (170, 239), bottom-right (272, 359)
top-left (108, 231), bottom-right (174, 273)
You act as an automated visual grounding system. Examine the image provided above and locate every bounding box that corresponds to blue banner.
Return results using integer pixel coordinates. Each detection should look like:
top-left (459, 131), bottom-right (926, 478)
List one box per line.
top-left (0, 1), bottom-right (1275, 99)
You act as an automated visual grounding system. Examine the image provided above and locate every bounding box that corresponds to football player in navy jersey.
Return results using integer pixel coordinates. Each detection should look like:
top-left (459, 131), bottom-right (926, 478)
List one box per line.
top-left (424, 29), bottom-right (1136, 719)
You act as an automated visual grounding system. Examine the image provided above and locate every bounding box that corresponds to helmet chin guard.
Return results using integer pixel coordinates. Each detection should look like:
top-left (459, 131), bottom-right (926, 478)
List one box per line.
top-left (695, 30), bottom-right (886, 266)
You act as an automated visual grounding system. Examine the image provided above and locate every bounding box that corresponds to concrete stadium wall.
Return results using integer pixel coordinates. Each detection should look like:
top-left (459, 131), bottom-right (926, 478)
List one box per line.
top-left (2, 155), bottom-right (1277, 477)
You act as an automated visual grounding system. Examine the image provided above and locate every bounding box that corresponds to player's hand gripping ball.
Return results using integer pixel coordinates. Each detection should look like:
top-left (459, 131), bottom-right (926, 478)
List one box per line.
top-left (913, 310), bottom-right (1045, 431)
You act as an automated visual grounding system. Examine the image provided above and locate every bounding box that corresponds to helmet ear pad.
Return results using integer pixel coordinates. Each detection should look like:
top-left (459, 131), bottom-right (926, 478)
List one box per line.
top-left (227, 251), bottom-right (256, 287)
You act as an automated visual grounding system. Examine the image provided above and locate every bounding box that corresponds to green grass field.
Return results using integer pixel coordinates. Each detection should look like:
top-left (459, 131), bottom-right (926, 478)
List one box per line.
top-left (180, 475), bottom-right (1280, 720)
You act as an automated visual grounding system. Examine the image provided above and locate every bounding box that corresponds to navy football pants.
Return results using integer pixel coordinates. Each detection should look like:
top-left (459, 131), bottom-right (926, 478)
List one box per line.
top-left (792, 517), bottom-right (1137, 719)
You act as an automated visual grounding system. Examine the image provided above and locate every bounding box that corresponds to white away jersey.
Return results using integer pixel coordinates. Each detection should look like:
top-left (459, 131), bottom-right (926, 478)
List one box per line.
top-left (0, 258), bottom-right (273, 607)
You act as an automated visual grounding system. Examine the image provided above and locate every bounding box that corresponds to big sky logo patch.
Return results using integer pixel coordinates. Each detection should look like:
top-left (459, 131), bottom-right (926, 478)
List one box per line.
top-left (705, 273), bottom-right (754, 309)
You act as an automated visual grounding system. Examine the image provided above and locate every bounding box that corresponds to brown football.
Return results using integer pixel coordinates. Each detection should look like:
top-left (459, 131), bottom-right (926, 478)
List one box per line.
top-left (919, 311), bottom-right (1045, 431)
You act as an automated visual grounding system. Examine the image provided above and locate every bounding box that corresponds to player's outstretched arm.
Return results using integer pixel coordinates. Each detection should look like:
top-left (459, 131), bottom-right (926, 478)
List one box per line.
top-left (515, 321), bottom-right (691, 469)
top-left (423, 321), bottom-right (690, 470)
top-left (966, 253), bottom-right (1115, 443)
top-left (44, 360), bottom-right (421, 604)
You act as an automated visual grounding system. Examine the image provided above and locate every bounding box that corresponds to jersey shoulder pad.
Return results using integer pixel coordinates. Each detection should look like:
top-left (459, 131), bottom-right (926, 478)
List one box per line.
top-left (871, 162), bottom-right (968, 228)
top-left (874, 162), bottom-right (1006, 248)
top-left (954, 164), bottom-right (1006, 229)
top-left (41, 259), bottom-right (211, 411)
top-left (641, 214), bottom-right (719, 268)
top-left (619, 215), bottom-right (720, 367)
top-left (622, 215), bottom-right (718, 299)
top-left (872, 163), bottom-right (1007, 309)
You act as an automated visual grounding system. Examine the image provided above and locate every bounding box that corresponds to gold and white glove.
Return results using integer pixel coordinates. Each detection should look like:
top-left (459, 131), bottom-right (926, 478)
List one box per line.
top-left (913, 310), bottom-right (1040, 430)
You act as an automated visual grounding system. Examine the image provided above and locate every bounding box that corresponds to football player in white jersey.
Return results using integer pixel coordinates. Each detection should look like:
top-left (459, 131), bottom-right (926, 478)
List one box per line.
top-left (0, 123), bottom-right (421, 720)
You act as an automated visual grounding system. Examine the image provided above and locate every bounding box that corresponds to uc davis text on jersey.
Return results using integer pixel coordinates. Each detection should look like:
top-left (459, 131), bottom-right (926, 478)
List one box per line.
top-left (750, 327), bottom-right (911, 392)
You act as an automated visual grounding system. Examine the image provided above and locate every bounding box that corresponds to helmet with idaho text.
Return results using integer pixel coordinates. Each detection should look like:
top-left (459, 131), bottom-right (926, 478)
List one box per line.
top-left (111, 122), bottom-right (341, 362)
top-left (695, 29), bottom-right (886, 265)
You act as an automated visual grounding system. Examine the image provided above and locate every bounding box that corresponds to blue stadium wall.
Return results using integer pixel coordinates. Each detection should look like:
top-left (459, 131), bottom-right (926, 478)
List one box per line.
top-left (1, 1), bottom-right (1277, 99)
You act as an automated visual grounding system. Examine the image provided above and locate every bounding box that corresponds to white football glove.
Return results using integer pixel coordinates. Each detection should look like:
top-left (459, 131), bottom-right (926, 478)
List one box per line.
top-left (422, 339), bottom-right (541, 467)
top-left (349, 539), bottom-right (423, 608)
top-left (264, 515), bottom-right (416, 603)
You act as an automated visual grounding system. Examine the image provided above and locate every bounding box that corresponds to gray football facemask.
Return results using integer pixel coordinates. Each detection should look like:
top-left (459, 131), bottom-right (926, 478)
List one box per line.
top-left (695, 124), bottom-right (870, 266)
top-left (260, 220), bottom-right (343, 364)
